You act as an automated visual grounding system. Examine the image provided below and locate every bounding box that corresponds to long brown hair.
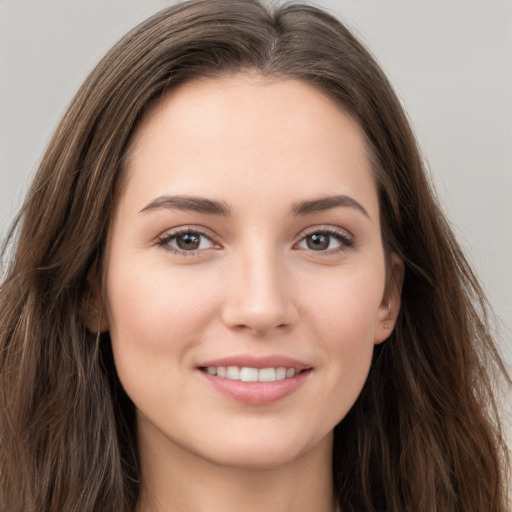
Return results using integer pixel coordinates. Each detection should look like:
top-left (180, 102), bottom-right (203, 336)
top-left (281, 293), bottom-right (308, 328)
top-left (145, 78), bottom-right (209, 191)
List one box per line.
top-left (0, 1), bottom-right (509, 510)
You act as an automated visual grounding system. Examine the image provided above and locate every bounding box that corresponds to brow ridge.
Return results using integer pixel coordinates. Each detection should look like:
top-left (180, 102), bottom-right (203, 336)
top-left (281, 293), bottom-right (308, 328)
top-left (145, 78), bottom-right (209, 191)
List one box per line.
top-left (291, 195), bottom-right (370, 218)
top-left (140, 193), bottom-right (369, 219)
top-left (139, 195), bottom-right (231, 216)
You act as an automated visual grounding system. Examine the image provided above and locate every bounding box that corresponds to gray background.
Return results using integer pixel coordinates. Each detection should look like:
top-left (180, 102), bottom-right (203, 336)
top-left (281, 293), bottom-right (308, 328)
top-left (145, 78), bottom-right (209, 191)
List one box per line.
top-left (1, 1), bottom-right (511, 437)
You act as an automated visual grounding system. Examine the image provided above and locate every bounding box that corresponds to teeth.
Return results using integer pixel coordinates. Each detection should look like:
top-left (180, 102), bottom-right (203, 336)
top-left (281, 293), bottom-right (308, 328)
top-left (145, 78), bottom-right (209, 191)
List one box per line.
top-left (240, 367), bottom-right (258, 382)
top-left (203, 366), bottom-right (301, 382)
top-left (258, 367), bottom-right (275, 382)
top-left (275, 367), bottom-right (287, 380)
top-left (226, 366), bottom-right (240, 380)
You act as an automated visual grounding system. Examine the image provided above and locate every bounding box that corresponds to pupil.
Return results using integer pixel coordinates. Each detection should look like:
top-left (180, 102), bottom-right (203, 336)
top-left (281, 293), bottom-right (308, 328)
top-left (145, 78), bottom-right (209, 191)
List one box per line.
top-left (307, 233), bottom-right (329, 250)
top-left (177, 233), bottom-right (200, 250)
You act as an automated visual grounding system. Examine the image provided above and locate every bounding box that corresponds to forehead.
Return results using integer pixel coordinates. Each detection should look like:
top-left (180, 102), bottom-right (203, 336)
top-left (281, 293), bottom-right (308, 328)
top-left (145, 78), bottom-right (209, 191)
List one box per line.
top-left (130, 73), bottom-right (366, 156)
top-left (120, 74), bottom-right (378, 219)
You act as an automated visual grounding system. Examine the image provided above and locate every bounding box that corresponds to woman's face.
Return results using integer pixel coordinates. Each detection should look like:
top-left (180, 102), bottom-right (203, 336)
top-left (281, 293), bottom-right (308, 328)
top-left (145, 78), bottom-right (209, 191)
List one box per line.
top-left (102, 75), bottom-right (400, 469)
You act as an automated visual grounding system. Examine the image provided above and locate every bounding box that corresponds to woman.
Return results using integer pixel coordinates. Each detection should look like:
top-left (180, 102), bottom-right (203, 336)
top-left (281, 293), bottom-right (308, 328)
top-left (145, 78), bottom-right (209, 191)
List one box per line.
top-left (0, 1), bottom-right (509, 511)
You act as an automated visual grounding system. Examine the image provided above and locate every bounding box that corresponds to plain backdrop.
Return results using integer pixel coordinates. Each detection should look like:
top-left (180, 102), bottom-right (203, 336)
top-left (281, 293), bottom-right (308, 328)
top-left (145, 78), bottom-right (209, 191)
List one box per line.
top-left (0, 0), bottom-right (511, 435)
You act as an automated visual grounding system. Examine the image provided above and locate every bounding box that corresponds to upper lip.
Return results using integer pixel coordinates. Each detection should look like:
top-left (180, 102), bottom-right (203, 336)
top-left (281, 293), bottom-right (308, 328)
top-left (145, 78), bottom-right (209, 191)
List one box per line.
top-left (198, 355), bottom-right (313, 371)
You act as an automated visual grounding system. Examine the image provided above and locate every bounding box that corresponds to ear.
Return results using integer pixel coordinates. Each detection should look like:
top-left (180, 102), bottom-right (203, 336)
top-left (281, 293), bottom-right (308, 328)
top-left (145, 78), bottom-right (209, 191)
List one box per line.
top-left (374, 254), bottom-right (404, 344)
top-left (81, 274), bottom-right (110, 334)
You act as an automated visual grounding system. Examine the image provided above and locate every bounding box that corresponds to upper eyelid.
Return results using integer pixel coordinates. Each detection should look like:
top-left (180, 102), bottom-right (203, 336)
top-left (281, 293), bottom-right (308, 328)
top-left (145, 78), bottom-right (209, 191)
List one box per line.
top-left (156, 227), bottom-right (221, 254)
top-left (293, 227), bottom-right (356, 254)
top-left (296, 225), bottom-right (354, 241)
top-left (155, 224), bottom-right (354, 247)
top-left (156, 225), bottom-right (218, 241)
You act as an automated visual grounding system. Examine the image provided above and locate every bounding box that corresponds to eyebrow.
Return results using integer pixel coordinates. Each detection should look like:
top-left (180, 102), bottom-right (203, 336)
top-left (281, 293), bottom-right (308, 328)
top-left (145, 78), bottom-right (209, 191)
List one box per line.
top-left (139, 193), bottom-right (369, 219)
top-left (139, 195), bottom-right (231, 216)
top-left (291, 195), bottom-right (370, 219)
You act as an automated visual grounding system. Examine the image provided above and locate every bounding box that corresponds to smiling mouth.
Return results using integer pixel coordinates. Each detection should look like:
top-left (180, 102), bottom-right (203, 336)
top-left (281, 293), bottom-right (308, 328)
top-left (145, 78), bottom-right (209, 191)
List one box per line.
top-left (199, 366), bottom-right (312, 383)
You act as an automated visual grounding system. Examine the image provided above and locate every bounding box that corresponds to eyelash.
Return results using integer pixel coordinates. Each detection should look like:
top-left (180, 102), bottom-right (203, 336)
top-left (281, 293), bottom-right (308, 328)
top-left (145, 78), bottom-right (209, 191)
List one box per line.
top-left (295, 228), bottom-right (355, 255)
top-left (156, 228), bottom-right (219, 256)
top-left (156, 227), bottom-right (355, 256)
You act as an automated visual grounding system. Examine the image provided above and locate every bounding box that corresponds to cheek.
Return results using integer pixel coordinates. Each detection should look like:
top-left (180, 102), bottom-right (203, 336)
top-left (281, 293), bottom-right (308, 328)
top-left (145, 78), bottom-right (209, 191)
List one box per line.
top-left (307, 267), bottom-right (385, 340)
top-left (104, 257), bottom-right (221, 385)
top-left (305, 267), bottom-right (384, 402)
top-left (107, 256), bottom-right (215, 335)
top-left (104, 260), bottom-right (223, 421)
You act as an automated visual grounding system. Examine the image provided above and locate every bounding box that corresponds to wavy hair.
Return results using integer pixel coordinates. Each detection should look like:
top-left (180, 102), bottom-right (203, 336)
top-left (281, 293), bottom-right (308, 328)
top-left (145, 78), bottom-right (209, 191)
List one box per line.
top-left (0, 1), bottom-right (509, 510)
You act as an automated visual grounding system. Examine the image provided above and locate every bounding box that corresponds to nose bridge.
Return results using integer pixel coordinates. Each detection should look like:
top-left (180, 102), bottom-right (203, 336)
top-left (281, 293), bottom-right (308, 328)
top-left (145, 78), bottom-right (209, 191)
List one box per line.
top-left (221, 239), bottom-right (296, 334)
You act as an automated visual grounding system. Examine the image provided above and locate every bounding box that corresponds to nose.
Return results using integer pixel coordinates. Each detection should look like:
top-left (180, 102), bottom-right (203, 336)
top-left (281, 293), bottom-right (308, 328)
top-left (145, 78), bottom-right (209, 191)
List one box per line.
top-left (220, 248), bottom-right (298, 336)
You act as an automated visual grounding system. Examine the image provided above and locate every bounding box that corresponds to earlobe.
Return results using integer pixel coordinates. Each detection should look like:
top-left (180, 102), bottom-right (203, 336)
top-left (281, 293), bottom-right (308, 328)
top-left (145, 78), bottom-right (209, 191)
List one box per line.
top-left (374, 255), bottom-right (404, 344)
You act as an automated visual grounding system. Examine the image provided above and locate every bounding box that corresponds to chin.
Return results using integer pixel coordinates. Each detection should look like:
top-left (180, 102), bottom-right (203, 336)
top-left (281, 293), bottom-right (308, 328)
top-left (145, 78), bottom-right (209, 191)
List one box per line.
top-left (188, 427), bottom-right (334, 471)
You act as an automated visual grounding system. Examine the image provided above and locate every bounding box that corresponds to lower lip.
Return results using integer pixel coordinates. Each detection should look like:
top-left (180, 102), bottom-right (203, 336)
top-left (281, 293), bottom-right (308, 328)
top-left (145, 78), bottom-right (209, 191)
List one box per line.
top-left (199, 370), bottom-right (311, 405)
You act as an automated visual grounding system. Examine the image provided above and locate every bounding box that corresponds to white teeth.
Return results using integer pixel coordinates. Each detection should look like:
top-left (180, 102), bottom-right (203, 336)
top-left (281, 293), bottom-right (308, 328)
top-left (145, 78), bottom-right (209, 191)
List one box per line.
top-left (275, 367), bottom-right (287, 380)
top-left (204, 366), bottom-right (301, 382)
top-left (240, 367), bottom-right (259, 382)
top-left (258, 367), bottom-right (276, 382)
top-left (226, 366), bottom-right (240, 380)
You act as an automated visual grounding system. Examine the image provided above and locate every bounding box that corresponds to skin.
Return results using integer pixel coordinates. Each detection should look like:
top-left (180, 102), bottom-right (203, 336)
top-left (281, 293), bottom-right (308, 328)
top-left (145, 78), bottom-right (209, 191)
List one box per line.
top-left (95, 74), bottom-right (401, 512)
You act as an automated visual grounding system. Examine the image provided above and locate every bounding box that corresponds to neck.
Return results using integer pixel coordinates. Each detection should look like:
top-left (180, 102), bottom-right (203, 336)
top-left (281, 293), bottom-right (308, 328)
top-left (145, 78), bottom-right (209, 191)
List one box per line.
top-left (136, 421), bottom-right (337, 512)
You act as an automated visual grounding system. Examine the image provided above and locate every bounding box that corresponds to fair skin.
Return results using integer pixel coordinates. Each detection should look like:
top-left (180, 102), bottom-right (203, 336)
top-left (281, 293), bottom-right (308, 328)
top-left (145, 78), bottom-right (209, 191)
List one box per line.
top-left (95, 74), bottom-right (401, 512)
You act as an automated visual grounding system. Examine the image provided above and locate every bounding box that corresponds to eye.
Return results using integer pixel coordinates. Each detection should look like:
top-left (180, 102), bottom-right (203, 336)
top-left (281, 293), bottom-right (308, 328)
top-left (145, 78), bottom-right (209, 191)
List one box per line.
top-left (295, 229), bottom-right (354, 252)
top-left (157, 229), bottom-right (218, 255)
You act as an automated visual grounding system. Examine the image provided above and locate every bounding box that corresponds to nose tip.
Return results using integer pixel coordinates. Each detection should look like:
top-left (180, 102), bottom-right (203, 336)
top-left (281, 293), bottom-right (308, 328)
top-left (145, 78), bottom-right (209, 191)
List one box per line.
top-left (220, 256), bottom-right (297, 336)
top-left (223, 302), bottom-right (292, 335)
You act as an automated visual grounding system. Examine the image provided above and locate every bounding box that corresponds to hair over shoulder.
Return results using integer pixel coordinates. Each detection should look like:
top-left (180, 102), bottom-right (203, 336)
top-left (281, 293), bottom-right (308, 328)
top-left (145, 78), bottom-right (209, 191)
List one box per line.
top-left (0, 1), bottom-right (510, 511)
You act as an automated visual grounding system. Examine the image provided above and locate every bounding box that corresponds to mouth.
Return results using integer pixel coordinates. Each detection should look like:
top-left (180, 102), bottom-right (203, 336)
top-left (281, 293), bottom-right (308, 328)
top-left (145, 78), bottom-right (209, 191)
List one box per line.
top-left (198, 365), bottom-right (312, 382)
top-left (197, 356), bottom-right (313, 405)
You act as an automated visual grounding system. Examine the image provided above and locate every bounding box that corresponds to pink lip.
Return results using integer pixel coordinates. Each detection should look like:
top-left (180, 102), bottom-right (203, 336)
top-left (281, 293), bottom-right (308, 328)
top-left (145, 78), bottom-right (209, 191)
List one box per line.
top-left (197, 355), bottom-right (313, 406)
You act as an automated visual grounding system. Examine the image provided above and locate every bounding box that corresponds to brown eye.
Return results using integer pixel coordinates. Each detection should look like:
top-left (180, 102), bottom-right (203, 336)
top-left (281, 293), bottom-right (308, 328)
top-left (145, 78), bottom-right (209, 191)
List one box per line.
top-left (176, 232), bottom-right (201, 250)
top-left (158, 230), bottom-right (216, 254)
top-left (306, 233), bottom-right (330, 251)
top-left (296, 229), bottom-right (354, 253)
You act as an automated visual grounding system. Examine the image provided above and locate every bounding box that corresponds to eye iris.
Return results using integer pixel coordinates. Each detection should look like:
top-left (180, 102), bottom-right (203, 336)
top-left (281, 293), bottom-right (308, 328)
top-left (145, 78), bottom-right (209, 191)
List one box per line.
top-left (307, 233), bottom-right (330, 250)
top-left (176, 233), bottom-right (200, 250)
